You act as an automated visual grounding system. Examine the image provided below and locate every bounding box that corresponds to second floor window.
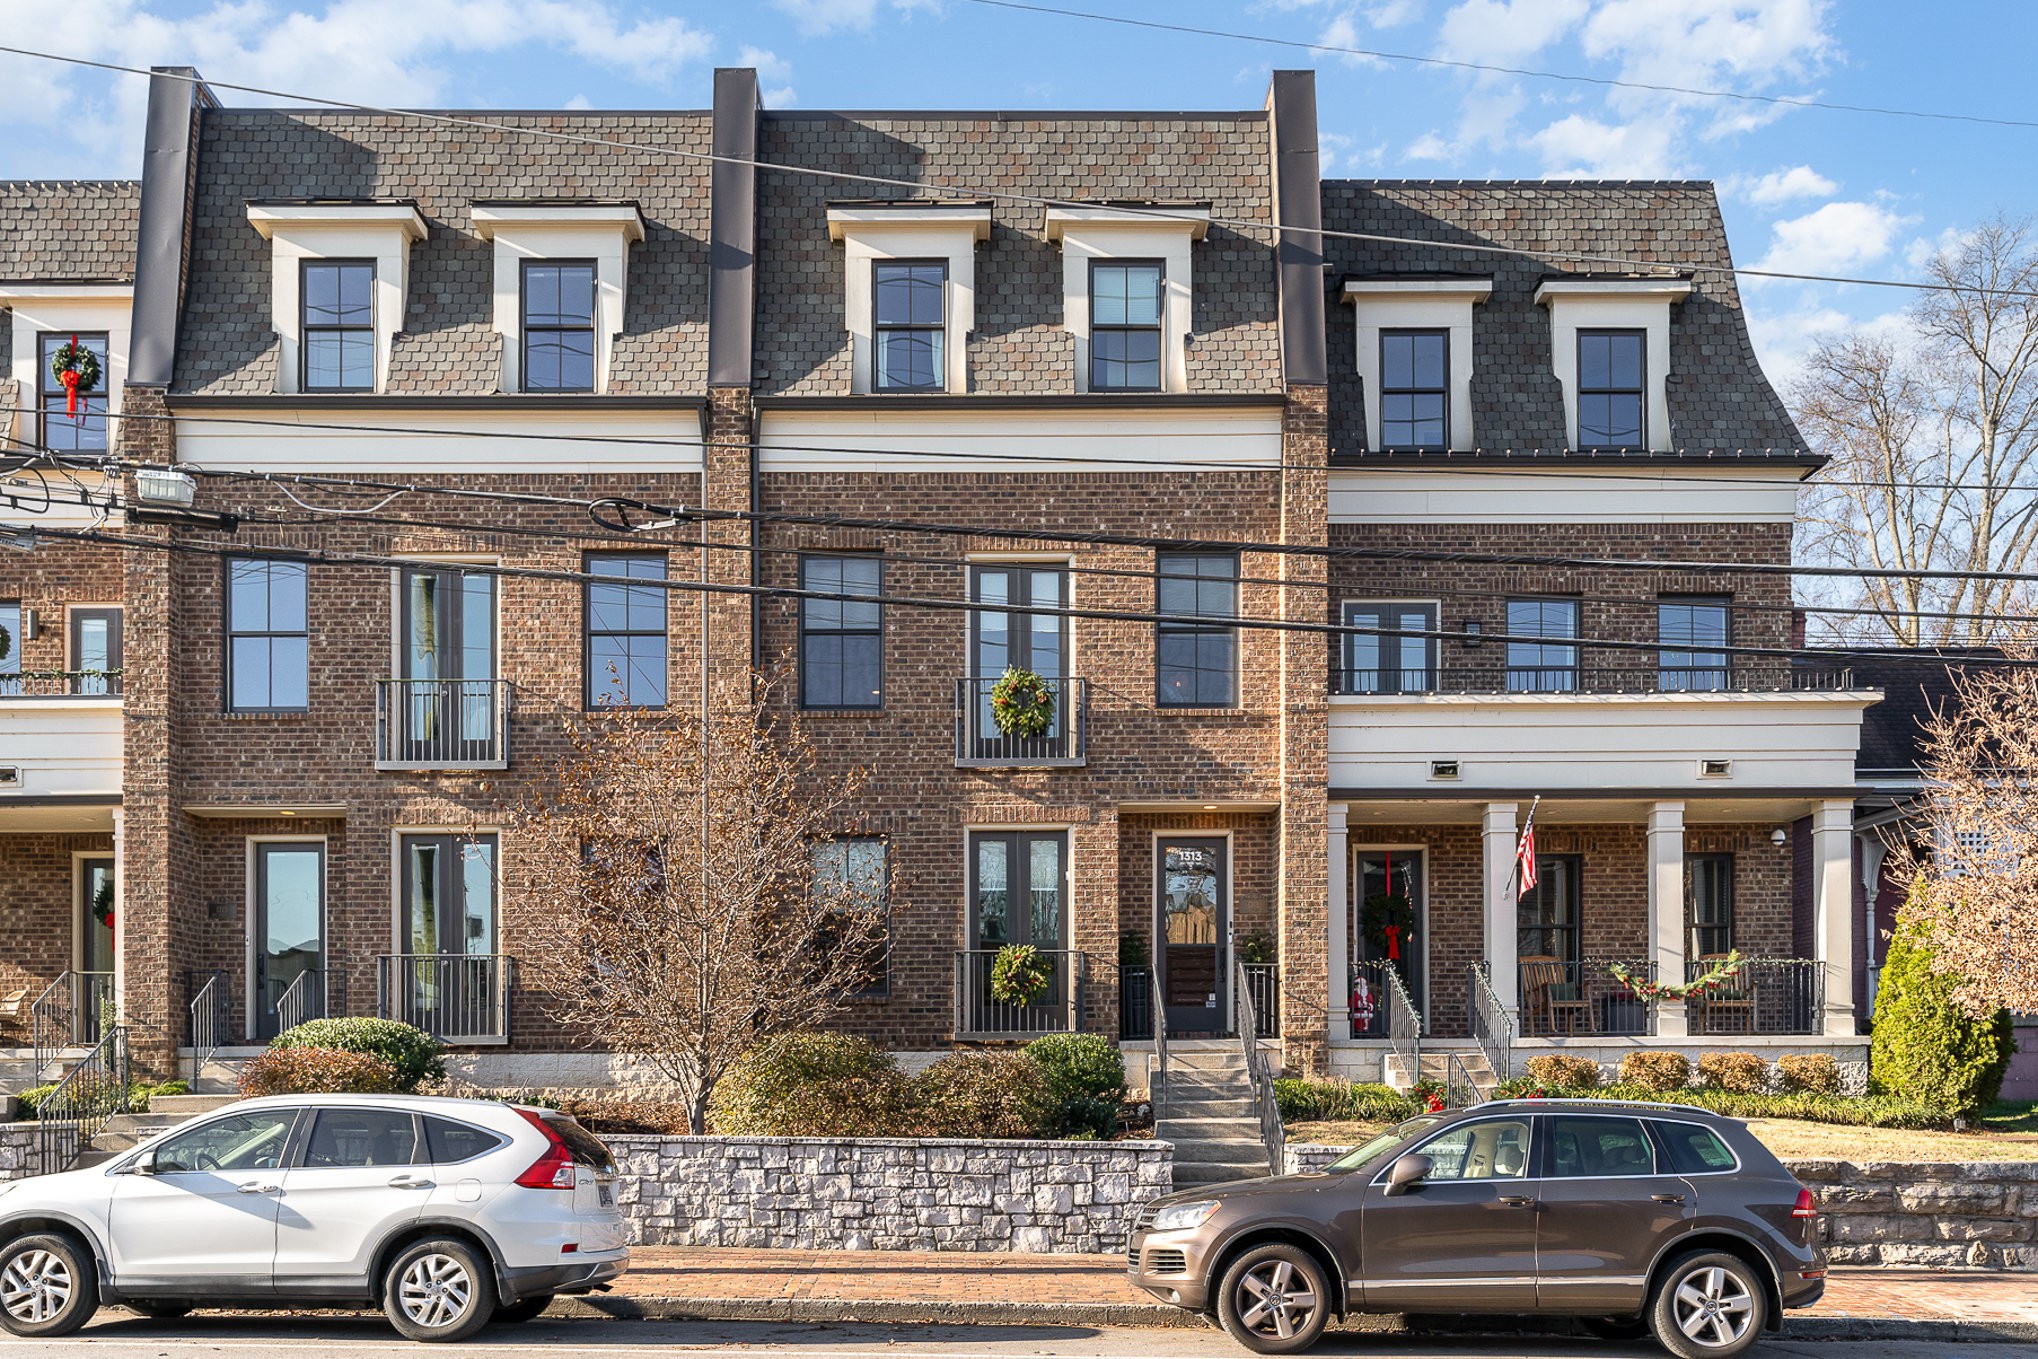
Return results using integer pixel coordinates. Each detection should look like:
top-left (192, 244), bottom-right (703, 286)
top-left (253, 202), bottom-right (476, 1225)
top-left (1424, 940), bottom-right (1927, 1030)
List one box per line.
top-left (800, 555), bottom-right (883, 709)
top-left (1577, 329), bottom-right (1645, 450)
top-left (586, 554), bottom-right (668, 708)
top-left (227, 558), bottom-right (309, 712)
top-left (1379, 330), bottom-right (1447, 449)
top-left (1506, 598), bottom-right (1579, 693)
top-left (873, 261), bottom-right (946, 392)
top-left (1156, 553), bottom-right (1237, 706)
top-left (1091, 261), bottom-right (1163, 391)
top-left (1659, 597), bottom-right (1730, 691)
top-left (1343, 601), bottom-right (1436, 694)
top-left (39, 332), bottom-right (109, 453)
top-left (1685, 854), bottom-right (1734, 958)
top-left (302, 261), bottom-right (374, 391)
top-left (522, 261), bottom-right (597, 392)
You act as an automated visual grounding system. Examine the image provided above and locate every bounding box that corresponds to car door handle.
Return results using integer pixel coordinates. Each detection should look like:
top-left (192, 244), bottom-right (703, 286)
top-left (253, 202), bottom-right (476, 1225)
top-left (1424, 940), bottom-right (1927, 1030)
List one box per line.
top-left (388, 1175), bottom-right (436, 1189)
top-left (236, 1182), bottom-right (279, 1195)
top-left (1652, 1193), bottom-right (1686, 1204)
top-left (1498, 1195), bottom-right (1536, 1208)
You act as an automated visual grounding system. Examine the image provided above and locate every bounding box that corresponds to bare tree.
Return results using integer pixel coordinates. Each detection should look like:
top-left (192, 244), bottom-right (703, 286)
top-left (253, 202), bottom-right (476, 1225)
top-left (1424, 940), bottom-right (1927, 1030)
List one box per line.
top-left (1882, 650), bottom-right (2038, 1015)
top-left (518, 683), bottom-right (886, 1133)
top-left (1793, 217), bottom-right (2038, 646)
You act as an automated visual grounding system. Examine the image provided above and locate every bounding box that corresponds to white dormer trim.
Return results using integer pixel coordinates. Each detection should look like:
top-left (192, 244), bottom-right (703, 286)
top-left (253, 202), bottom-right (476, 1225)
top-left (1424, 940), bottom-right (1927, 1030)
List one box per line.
top-left (1048, 206), bottom-right (1210, 394)
top-left (245, 203), bottom-right (429, 395)
top-left (825, 203), bottom-right (991, 396)
top-left (0, 283), bottom-right (133, 453)
top-left (1341, 278), bottom-right (1492, 452)
top-left (471, 203), bottom-right (645, 394)
top-left (1535, 278), bottom-right (1693, 452)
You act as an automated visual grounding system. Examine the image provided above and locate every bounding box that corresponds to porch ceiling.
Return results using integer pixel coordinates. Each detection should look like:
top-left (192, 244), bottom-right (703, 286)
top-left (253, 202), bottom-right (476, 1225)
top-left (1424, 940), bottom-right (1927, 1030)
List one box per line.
top-left (0, 796), bottom-right (118, 832)
top-left (1338, 794), bottom-right (1837, 826)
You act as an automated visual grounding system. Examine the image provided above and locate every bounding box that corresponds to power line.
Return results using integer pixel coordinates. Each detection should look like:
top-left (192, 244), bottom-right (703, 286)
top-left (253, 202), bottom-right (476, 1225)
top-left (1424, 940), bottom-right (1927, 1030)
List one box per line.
top-left (3, 44), bottom-right (2035, 300)
top-left (962, 0), bottom-right (2038, 135)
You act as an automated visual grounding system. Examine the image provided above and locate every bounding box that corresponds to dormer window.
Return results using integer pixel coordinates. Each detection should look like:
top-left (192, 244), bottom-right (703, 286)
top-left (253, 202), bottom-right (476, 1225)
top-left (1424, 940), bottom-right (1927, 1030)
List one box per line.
top-left (826, 202), bottom-right (990, 396)
top-left (1090, 262), bottom-right (1163, 392)
top-left (471, 202), bottom-right (644, 396)
top-left (1577, 330), bottom-right (1645, 450)
top-left (301, 261), bottom-right (374, 392)
top-left (245, 201), bottom-right (428, 396)
top-left (521, 261), bottom-right (597, 393)
top-left (1378, 330), bottom-right (1448, 450)
top-left (1341, 277), bottom-right (1491, 453)
top-left (1047, 205), bottom-right (1208, 394)
top-left (873, 261), bottom-right (947, 392)
top-left (39, 331), bottom-right (109, 451)
top-left (1534, 277), bottom-right (1691, 453)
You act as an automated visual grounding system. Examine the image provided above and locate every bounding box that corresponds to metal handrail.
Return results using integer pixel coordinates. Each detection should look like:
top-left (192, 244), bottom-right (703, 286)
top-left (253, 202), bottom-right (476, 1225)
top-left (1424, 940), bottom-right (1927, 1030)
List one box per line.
top-left (1150, 962), bottom-right (1170, 1116)
top-left (0, 668), bottom-right (125, 698)
top-left (1683, 956), bottom-right (1824, 1036)
top-left (36, 1024), bottom-right (129, 1175)
top-left (952, 949), bottom-right (1087, 1040)
top-left (30, 973), bottom-right (72, 1083)
top-left (188, 970), bottom-right (229, 1087)
top-left (273, 967), bottom-right (339, 1035)
top-left (1442, 1051), bottom-right (1482, 1109)
top-left (1469, 962), bottom-right (1513, 1084)
top-left (377, 953), bottom-right (514, 1042)
top-left (1333, 665), bottom-right (1854, 696)
top-left (1232, 956), bottom-right (1284, 1178)
top-left (1240, 962), bottom-right (1280, 1039)
top-left (1381, 961), bottom-right (1423, 1084)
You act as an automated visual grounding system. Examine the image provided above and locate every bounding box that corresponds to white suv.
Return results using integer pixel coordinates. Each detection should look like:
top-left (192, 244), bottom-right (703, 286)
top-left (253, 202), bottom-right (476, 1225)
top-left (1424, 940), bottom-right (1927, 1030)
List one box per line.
top-left (0, 1093), bottom-right (628, 1342)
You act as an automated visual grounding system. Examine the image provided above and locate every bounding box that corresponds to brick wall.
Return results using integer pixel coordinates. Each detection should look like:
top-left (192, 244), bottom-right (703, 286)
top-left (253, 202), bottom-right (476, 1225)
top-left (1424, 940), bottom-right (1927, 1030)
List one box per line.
top-left (0, 833), bottom-right (114, 1008)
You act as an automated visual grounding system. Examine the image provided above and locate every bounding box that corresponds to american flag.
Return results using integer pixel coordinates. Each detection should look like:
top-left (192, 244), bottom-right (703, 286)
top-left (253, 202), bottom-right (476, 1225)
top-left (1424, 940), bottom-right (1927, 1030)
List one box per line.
top-left (1515, 797), bottom-right (1540, 897)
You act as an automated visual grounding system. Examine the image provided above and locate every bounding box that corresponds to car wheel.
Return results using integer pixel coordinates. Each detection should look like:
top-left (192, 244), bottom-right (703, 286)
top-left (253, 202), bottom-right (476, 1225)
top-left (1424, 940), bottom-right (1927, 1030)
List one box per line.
top-left (491, 1294), bottom-right (554, 1324)
top-left (381, 1239), bottom-right (497, 1344)
top-left (1580, 1313), bottom-right (1651, 1341)
top-left (1650, 1251), bottom-right (1769, 1359)
top-left (126, 1300), bottom-right (195, 1320)
top-left (0, 1233), bottom-right (100, 1338)
top-left (1216, 1243), bottom-right (1330, 1355)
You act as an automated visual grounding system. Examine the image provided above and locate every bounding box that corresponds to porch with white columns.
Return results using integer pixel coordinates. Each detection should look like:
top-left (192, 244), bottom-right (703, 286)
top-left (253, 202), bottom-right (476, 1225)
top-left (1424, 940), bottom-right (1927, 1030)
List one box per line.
top-left (1481, 801), bottom-right (1519, 1025)
top-left (1646, 801), bottom-right (1688, 1037)
top-left (1812, 799), bottom-right (1858, 1036)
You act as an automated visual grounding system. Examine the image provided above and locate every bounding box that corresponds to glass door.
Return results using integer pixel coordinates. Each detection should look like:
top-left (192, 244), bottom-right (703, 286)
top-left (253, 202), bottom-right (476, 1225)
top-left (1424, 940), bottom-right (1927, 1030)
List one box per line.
top-left (76, 857), bottom-right (115, 1043)
top-left (967, 831), bottom-right (1069, 1029)
top-left (1351, 850), bottom-right (1422, 1038)
top-left (970, 566), bottom-right (1067, 755)
top-left (399, 567), bottom-right (496, 760)
top-left (69, 607), bottom-right (122, 695)
top-left (397, 833), bottom-right (501, 1039)
top-left (253, 843), bottom-right (324, 1039)
top-left (1157, 837), bottom-right (1228, 1036)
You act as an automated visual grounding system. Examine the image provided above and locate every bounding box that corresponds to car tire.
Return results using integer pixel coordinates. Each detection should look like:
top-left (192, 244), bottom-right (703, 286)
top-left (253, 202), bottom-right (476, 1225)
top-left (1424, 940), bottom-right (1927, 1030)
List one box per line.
top-left (1216, 1243), bottom-right (1331, 1355)
top-left (381, 1238), bottom-right (497, 1344)
top-left (0, 1232), bottom-right (100, 1338)
top-left (1649, 1250), bottom-right (1769, 1359)
top-left (491, 1294), bottom-right (554, 1324)
top-left (126, 1300), bottom-right (195, 1319)
top-left (1580, 1313), bottom-right (1651, 1341)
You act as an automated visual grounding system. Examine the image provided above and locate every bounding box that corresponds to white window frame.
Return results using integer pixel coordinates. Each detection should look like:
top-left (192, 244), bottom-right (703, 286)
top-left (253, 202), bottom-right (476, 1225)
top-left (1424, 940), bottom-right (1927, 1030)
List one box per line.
top-left (1047, 205), bottom-right (1209, 395)
top-left (471, 203), bottom-right (645, 395)
top-left (245, 203), bottom-right (429, 396)
top-left (1, 284), bottom-right (132, 452)
top-left (1534, 278), bottom-right (1692, 453)
top-left (826, 203), bottom-right (991, 396)
top-left (1340, 278), bottom-right (1491, 453)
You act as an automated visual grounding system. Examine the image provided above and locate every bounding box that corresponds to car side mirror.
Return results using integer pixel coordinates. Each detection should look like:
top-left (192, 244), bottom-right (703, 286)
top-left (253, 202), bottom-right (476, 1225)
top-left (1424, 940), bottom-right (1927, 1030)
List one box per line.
top-left (130, 1150), bottom-right (158, 1175)
top-left (1383, 1153), bottom-right (1432, 1197)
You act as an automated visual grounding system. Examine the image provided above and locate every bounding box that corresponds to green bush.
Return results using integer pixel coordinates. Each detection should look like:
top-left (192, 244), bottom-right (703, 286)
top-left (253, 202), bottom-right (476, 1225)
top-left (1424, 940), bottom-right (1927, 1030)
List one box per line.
top-left (1024, 1034), bottom-right (1126, 1136)
top-left (271, 1018), bottom-right (444, 1092)
top-left (11, 1077), bottom-right (184, 1121)
top-left (1523, 1054), bottom-right (1601, 1090)
top-left (709, 1031), bottom-right (914, 1137)
top-left (1776, 1053), bottom-right (1841, 1095)
top-left (1870, 920), bottom-right (2015, 1117)
top-left (1619, 1050), bottom-right (1691, 1092)
top-left (913, 1051), bottom-right (1054, 1139)
top-left (1273, 1078), bottom-right (1419, 1124)
top-left (1695, 1051), bottom-right (1769, 1095)
top-left (13, 1084), bottom-right (56, 1118)
top-left (239, 1046), bottom-right (401, 1096)
top-left (1585, 1081), bottom-right (1947, 1129)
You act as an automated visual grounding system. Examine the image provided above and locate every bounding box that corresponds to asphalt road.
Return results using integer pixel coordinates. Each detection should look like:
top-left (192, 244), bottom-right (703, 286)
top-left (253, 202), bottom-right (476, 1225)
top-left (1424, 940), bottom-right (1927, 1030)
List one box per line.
top-left (0, 1314), bottom-right (2031, 1359)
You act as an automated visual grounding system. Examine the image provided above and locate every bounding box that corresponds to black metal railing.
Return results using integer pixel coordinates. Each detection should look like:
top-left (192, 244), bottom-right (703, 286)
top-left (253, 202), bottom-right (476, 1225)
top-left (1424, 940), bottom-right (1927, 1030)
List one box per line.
top-left (1241, 962), bottom-right (1280, 1039)
top-left (1382, 963), bottom-right (1423, 1080)
top-left (0, 668), bottom-right (125, 698)
top-left (952, 949), bottom-right (1086, 1039)
top-left (377, 953), bottom-right (513, 1042)
top-left (1686, 956), bottom-right (1824, 1035)
top-left (1442, 1051), bottom-right (1481, 1110)
top-left (375, 678), bottom-right (510, 769)
top-left (187, 970), bottom-right (229, 1087)
top-left (1120, 965), bottom-right (1154, 1042)
top-left (1334, 665), bottom-right (1854, 697)
top-left (36, 1024), bottom-right (129, 1174)
top-left (272, 967), bottom-right (343, 1035)
top-left (1346, 960), bottom-right (1422, 1042)
top-left (954, 677), bottom-right (1087, 767)
top-left (1151, 964), bottom-right (1170, 1112)
top-left (1518, 957), bottom-right (1657, 1037)
top-left (1233, 956), bottom-right (1284, 1178)
top-left (1469, 962), bottom-right (1513, 1084)
top-left (32, 970), bottom-right (115, 1072)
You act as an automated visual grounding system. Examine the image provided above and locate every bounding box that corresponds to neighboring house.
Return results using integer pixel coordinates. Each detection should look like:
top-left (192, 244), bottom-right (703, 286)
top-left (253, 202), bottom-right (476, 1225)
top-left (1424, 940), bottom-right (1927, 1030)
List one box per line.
top-left (0, 68), bottom-right (1882, 1089)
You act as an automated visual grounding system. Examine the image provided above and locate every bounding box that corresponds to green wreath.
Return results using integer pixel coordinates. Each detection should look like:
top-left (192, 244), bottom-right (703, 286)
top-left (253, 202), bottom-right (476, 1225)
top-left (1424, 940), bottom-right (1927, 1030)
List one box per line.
top-left (48, 338), bottom-right (101, 394)
top-left (989, 666), bottom-right (1055, 740)
top-left (989, 942), bottom-right (1053, 1006)
top-left (1359, 891), bottom-right (1416, 962)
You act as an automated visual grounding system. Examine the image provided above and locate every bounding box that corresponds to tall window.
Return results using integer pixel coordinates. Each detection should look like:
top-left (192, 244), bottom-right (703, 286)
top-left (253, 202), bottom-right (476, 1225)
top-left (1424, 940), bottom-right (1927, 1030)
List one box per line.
top-left (873, 261), bottom-right (946, 392)
top-left (585, 554), bottom-right (668, 708)
top-left (812, 837), bottom-right (888, 995)
top-left (1156, 553), bottom-right (1237, 706)
top-left (521, 261), bottom-right (597, 392)
top-left (0, 600), bottom-right (20, 696)
top-left (301, 261), bottom-right (375, 391)
top-left (1577, 330), bottom-right (1645, 450)
top-left (1506, 598), bottom-right (1580, 692)
top-left (1091, 261), bottom-right (1163, 391)
top-left (1343, 601), bottom-right (1436, 694)
top-left (800, 555), bottom-right (883, 709)
top-left (1518, 854), bottom-right (1582, 962)
top-left (227, 558), bottom-right (309, 712)
top-left (1686, 854), bottom-right (1734, 958)
top-left (1659, 597), bottom-right (1730, 691)
top-left (39, 332), bottom-right (109, 453)
top-left (1378, 330), bottom-right (1447, 449)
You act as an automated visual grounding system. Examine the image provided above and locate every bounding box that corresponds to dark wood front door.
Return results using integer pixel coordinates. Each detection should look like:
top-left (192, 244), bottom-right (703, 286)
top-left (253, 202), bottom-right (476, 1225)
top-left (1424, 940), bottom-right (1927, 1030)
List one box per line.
top-left (1157, 837), bottom-right (1228, 1035)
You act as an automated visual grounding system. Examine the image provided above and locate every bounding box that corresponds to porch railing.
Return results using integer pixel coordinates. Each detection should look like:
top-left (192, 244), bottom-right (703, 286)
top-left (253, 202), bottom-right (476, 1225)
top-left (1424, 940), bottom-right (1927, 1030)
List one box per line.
top-left (187, 970), bottom-right (229, 1087)
top-left (1119, 965), bottom-right (1154, 1042)
top-left (953, 677), bottom-right (1088, 767)
top-left (1241, 962), bottom-right (1280, 1039)
top-left (377, 953), bottom-right (513, 1042)
top-left (1441, 1051), bottom-right (1482, 1110)
top-left (1468, 962), bottom-right (1513, 1084)
top-left (272, 967), bottom-right (343, 1035)
top-left (1334, 665), bottom-right (1854, 696)
top-left (36, 1024), bottom-right (129, 1175)
top-left (1381, 963), bottom-right (1423, 1081)
top-left (1347, 960), bottom-right (1422, 1044)
top-left (32, 970), bottom-right (115, 1074)
top-left (952, 949), bottom-right (1086, 1040)
top-left (375, 678), bottom-right (511, 770)
top-left (1686, 956), bottom-right (1824, 1036)
top-left (1518, 957), bottom-right (1657, 1037)
top-left (1233, 956), bottom-right (1284, 1178)
top-left (0, 668), bottom-right (124, 698)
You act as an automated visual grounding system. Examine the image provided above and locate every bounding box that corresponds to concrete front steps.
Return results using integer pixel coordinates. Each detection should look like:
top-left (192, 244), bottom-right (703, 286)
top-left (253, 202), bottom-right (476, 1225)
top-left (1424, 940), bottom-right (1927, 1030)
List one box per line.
top-left (76, 1093), bottom-right (238, 1168)
top-left (1383, 1048), bottom-right (1501, 1102)
top-left (1155, 1043), bottom-right (1280, 1187)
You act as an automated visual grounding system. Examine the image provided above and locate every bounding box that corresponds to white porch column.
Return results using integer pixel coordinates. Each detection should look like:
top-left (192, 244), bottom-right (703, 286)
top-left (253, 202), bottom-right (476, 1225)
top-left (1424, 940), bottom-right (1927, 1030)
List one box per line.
top-left (1812, 800), bottom-right (1858, 1036)
top-left (110, 807), bottom-right (127, 1026)
top-left (1482, 802), bottom-right (1520, 1022)
top-left (1327, 803), bottom-right (1350, 1040)
top-left (1646, 801), bottom-right (1688, 1037)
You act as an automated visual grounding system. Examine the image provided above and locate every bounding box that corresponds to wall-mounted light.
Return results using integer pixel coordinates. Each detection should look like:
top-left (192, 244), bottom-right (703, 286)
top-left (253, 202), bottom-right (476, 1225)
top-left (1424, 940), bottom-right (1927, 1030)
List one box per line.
top-left (1770, 827), bottom-right (1788, 847)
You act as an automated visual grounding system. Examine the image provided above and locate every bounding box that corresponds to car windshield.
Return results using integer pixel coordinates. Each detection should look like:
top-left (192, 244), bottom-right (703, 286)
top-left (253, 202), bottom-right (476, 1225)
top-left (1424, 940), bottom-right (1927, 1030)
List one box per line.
top-left (1321, 1115), bottom-right (1443, 1173)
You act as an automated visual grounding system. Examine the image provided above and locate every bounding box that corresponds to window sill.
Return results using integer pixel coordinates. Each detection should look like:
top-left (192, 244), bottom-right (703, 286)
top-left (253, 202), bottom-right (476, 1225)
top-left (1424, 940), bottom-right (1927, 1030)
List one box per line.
top-left (801, 707), bottom-right (888, 719)
top-left (221, 710), bottom-right (310, 720)
top-left (1156, 705), bottom-right (1248, 716)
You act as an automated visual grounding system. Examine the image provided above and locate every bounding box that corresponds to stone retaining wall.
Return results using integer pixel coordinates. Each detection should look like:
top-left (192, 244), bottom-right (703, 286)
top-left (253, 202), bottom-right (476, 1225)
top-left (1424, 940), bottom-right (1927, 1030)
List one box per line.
top-left (0, 1125), bottom-right (35, 1182)
top-left (1287, 1144), bottom-right (2038, 1271)
top-left (609, 1135), bottom-right (1171, 1253)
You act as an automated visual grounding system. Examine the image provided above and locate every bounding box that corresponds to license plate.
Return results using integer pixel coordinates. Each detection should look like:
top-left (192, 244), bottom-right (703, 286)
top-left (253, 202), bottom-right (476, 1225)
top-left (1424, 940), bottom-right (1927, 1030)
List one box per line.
top-left (597, 1182), bottom-right (614, 1208)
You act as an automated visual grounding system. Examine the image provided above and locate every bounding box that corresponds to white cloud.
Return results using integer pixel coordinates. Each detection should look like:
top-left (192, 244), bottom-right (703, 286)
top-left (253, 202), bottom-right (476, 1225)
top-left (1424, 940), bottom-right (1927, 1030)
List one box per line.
top-left (739, 45), bottom-right (797, 107)
top-left (1435, 0), bottom-right (1588, 66)
top-left (1528, 111), bottom-right (1676, 177)
top-left (768, 0), bottom-right (939, 36)
top-left (1737, 165), bottom-right (1839, 205)
top-left (1751, 200), bottom-right (1917, 279)
top-left (1744, 291), bottom-right (1908, 389)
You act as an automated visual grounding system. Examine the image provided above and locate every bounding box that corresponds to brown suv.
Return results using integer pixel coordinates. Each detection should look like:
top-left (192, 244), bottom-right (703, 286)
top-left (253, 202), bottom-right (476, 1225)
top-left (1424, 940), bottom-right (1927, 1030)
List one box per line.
top-left (1128, 1099), bottom-right (1825, 1357)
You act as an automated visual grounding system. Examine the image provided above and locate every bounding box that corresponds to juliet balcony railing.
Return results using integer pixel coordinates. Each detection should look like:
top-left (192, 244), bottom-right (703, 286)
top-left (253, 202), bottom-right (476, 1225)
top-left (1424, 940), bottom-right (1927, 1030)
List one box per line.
top-left (376, 953), bottom-right (513, 1043)
top-left (953, 948), bottom-right (1087, 1040)
top-left (954, 677), bottom-right (1087, 768)
top-left (1333, 665), bottom-right (1854, 697)
top-left (0, 669), bottom-right (124, 698)
top-left (375, 678), bottom-right (511, 771)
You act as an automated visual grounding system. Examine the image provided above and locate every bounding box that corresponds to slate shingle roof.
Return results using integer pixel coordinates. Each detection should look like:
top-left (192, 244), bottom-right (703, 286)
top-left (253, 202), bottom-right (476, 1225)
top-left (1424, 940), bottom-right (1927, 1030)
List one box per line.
top-left (1798, 648), bottom-right (2011, 775)
top-left (172, 111), bottom-right (713, 396)
top-left (0, 181), bottom-right (140, 284)
top-left (1320, 181), bottom-right (1804, 459)
top-left (753, 113), bottom-right (1281, 396)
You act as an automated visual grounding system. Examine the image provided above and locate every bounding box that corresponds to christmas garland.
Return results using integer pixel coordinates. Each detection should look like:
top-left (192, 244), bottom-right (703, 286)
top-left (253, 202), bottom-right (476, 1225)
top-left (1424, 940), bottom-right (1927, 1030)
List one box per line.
top-left (1607, 949), bottom-right (1744, 1001)
top-left (989, 943), bottom-right (1053, 1006)
top-left (989, 666), bottom-right (1056, 740)
top-left (47, 337), bottom-right (101, 416)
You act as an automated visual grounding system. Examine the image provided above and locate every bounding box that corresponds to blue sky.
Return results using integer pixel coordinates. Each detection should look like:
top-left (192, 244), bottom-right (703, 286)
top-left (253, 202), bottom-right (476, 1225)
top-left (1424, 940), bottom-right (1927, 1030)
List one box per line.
top-left (3, 0), bottom-right (2033, 386)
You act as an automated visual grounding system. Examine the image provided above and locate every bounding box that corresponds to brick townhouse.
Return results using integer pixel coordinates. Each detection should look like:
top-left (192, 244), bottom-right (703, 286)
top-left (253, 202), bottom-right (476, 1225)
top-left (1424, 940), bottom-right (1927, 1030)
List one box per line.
top-left (0, 64), bottom-right (1877, 1093)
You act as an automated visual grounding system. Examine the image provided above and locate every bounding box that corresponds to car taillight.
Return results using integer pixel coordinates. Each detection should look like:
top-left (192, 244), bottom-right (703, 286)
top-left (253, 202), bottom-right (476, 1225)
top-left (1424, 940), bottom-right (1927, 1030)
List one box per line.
top-left (514, 1108), bottom-right (578, 1190)
top-left (1792, 1189), bottom-right (1818, 1219)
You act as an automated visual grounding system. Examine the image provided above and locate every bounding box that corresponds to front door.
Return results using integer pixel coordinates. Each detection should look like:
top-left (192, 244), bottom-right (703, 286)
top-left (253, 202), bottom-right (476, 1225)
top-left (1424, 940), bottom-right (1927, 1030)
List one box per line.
top-left (970, 566), bottom-right (1067, 755)
top-left (253, 842), bottom-right (325, 1039)
top-left (967, 831), bottom-right (1069, 1030)
top-left (1351, 850), bottom-right (1422, 1037)
top-left (75, 857), bottom-right (115, 1043)
top-left (398, 567), bottom-right (496, 761)
top-left (397, 833), bottom-right (502, 1040)
top-left (106, 1107), bottom-right (302, 1293)
top-left (69, 606), bottom-right (121, 695)
top-left (1359, 1114), bottom-right (1538, 1312)
top-left (1157, 837), bottom-right (1227, 1036)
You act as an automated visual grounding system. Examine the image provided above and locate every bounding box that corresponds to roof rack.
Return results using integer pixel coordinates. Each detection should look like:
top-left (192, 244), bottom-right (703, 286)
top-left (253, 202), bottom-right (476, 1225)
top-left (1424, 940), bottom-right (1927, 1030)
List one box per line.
top-left (1479, 1097), bottom-right (1720, 1118)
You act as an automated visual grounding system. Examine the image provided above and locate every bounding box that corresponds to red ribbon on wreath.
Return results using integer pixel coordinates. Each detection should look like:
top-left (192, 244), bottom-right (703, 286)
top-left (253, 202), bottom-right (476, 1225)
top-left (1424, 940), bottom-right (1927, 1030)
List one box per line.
top-left (61, 333), bottom-right (83, 416)
top-left (1384, 924), bottom-right (1402, 962)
